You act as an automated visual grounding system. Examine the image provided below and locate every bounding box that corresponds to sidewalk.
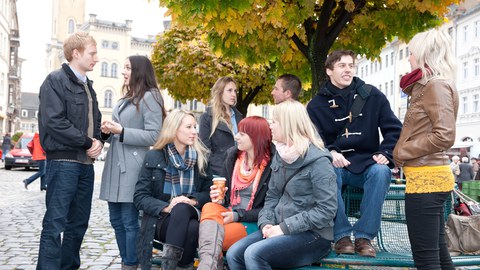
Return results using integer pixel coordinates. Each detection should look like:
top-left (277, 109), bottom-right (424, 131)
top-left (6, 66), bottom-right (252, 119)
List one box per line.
top-left (0, 161), bottom-right (154, 269)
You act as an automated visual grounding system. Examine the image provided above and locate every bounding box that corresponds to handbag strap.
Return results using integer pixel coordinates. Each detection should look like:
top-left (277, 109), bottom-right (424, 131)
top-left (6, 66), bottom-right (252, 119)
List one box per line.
top-left (454, 189), bottom-right (479, 203)
top-left (338, 84), bottom-right (372, 139)
top-left (281, 166), bottom-right (305, 195)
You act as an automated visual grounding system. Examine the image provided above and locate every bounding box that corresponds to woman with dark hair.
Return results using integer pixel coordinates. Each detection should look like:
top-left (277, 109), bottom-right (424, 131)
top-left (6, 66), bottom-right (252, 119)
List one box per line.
top-left (134, 110), bottom-right (210, 270)
top-left (197, 116), bottom-right (274, 270)
top-left (100, 55), bottom-right (165, 269)
top-left (199, 76), bottom-right (243, 176)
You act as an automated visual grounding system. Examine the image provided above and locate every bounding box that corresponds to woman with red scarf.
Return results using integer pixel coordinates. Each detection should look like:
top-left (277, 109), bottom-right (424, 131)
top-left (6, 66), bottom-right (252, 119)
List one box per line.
top-left (197, 116), bottom-right (274, 270)
top-left (393, 28), bottom-right (458, 269)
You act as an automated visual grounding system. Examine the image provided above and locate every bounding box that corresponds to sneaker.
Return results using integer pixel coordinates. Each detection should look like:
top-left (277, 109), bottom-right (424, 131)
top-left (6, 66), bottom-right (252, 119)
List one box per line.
top-left (23, 179), bottom-right (28, 190)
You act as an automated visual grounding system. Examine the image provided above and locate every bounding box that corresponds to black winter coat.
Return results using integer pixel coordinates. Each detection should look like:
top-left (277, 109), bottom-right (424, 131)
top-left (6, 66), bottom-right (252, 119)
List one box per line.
top-left (199, 106), bottom-right (243, 177)
top-left (133, 149), bottom-right (211, 269)
top-left (307, 77), bottom-right (402, 174)
top-left (38, 63), bottom-right (102, 161)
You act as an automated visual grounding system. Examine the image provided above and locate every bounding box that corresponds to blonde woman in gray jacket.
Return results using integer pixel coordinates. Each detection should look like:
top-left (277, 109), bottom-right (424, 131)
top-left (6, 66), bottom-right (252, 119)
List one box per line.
top-left (226, 100), bottom-right (337, 270)
top-left (100, 55), bottom-right (165, 270)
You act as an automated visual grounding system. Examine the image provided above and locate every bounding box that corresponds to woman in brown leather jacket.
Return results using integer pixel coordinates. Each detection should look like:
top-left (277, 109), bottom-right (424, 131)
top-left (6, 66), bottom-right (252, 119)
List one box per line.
top-left (393, 29), bottom-right (458, 270)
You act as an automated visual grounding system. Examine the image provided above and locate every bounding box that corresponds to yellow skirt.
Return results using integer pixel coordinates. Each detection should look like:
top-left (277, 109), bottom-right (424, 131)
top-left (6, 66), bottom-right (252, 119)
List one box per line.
top-left (404, 165), bottom-right (455, 194)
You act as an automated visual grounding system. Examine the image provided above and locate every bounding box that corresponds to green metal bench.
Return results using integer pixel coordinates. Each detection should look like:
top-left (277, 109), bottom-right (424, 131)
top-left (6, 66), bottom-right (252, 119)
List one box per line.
top-left (293, 184), bottom-right (480, 269)
top-left (152, 184), bottom-right (480, 269)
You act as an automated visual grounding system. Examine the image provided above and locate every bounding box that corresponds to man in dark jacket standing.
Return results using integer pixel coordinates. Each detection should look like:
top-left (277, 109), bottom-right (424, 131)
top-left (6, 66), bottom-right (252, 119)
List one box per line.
top-left (307, 50), bottom-right (402, 258)
top-left (37, 31), bottom-right (103, 269)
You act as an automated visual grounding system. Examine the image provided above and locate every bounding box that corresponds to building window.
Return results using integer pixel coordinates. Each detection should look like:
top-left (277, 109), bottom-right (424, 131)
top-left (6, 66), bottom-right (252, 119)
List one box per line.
top-left (474, 94), bottom-right (479, 113)
top-left (190, 99), bottom-right (198, 111)
top-left (101, 62), bottom-right (108, 77)
top-left (0, 72), bottom-right (4, 92)
top-left (464, 25), bottom-right (468, 42)
top-left (365, 65), bottom-right (368, 76)
top-left (379, 84), bottom-right (382, 93)
top-left (475, 58), bottom-right (479, 77)
top-left (463, 61), bottom-right (468, 79)
top-left (385, 55), bottom-right (388, 68)
top-left (102, 40), bottom-right (109, 49)
top-left (390, 80), bottom-right (394, 96)
top-left (360, 67), bottom-right (364, 78)
top-left (111, 63), bottom-right (118, 78)
top-left (174, 100), bottom-right (182, 109)
top-left (385, 82), bottom-right (388, 95)
top-left (378, 59), bottom-right (382, 71)
top-left (370, 63), bottom-right (374, 73)
top-left (463, 96), bottom-right (468, 114)
top-left (104, 90), bottom-right (113, 108)
top-left (374, 62), bottom-right (378, 72)
top-left (261, 105), bottom-right (268, 118)
top-left (475, 21), bottom-right (480, 38)
top-left (390, 52), bottom-right (394, 65)
top-left (21, 110), bottom-right (28, 117)
top-left (112, 42), bottom-right (119, 49)
top-left (405, 47), bottom-right (409, 57)
top-left (68, 19), bottom-right (75, 34)
top-left (399, 49), bottom-right (403, 60)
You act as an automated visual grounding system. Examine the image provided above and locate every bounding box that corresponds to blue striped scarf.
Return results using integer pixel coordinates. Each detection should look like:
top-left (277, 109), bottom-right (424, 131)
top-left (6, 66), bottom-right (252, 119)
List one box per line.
top-left (164, 143), bottom-right (197, 197)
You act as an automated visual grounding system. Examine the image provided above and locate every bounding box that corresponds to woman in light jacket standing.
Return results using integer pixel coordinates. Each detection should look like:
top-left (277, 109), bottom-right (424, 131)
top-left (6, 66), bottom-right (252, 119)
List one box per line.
top-left (199, 76), bottom-right (243, 177)
top-left (393, 29), bottom-right (458, 270)
top-left (100, 55), bottom-right (165, 269)
top-left (226, 101), bottom-right (337, 269)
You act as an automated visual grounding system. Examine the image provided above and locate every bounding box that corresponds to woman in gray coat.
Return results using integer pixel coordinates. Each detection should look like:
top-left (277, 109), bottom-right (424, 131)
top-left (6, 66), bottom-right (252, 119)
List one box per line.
top-left (226, 101), bottom-right (337, 269)
top-left (100, 55), bottom-right (165, 269)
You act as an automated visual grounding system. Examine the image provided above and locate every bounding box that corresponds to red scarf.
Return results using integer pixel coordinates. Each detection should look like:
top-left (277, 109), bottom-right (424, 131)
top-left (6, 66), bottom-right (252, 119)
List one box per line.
top-left (230, 152), bottom-right (269, 210)
top-left (400, 68), bottom-right (423, 90)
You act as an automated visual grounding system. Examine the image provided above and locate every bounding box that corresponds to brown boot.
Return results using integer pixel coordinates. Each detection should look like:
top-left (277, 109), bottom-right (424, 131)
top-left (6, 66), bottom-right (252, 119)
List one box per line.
top-left (354, 238), bottom-right (376, 257)
top-left (197, 220), bottom-right (225, 270)
top-left (334, 236), bottom-right (355, 254)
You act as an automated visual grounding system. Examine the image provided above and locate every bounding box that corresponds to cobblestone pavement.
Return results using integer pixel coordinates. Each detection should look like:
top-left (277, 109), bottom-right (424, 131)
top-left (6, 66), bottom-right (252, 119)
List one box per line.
top-left (0, 161), bottom-right (161, 270)
top-left (1, 161), bottom-right (478, 270)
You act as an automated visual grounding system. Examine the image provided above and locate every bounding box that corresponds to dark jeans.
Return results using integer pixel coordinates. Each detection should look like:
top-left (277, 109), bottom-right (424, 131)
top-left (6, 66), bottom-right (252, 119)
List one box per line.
top-left (156, 203), bottom-right (200, 267)
top-left (36, 161), bottom-right (94, 270)
top-left (25, 160), bottom-right (47, 189)
top-left (405, 192), bottom-right (454, 270)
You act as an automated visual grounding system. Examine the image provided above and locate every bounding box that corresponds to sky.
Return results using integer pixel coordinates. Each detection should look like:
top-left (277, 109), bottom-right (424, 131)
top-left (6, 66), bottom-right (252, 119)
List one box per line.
top-left (16, 0), bottom-right (168, 93)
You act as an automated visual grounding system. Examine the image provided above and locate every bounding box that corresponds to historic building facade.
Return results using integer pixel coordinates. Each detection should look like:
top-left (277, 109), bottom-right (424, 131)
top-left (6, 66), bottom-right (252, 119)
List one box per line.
top-left (0, 0), bottom-right (21, 135)
top-left (45, 0), bottom-right (160, 121)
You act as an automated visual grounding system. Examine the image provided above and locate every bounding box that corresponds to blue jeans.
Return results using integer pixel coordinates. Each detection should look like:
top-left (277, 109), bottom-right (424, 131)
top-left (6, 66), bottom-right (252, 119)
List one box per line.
top-left (36, 161), bottom-right (94, 270)
top-left (405, 192), bottom-right (454, 270)
top-left (226, 230), bottom-right (331, 270)
top-left (25, 160), bottom-right (47, 189)
top-left (334, 163), bottom-right (391, 241)
top-left (108, 202), bottom-right (139, 266)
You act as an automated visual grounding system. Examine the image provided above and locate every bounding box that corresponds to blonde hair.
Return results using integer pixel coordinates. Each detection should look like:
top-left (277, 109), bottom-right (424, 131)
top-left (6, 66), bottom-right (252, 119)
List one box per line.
top-left (272, 100), bottom-right (324, 156)
top-left (153, 109), bottom-right (208, 174)
top-left (209, 76), bottom-right (237, 137)
top-left (63, 31), bottom-right (97, 62)
top-left (408, 28), bottom-right (456, 82)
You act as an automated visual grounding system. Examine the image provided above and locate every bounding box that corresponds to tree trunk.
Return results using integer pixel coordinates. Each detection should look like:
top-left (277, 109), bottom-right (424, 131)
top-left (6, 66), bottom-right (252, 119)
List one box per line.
top-left (309, 33), bottom-right (329, 99)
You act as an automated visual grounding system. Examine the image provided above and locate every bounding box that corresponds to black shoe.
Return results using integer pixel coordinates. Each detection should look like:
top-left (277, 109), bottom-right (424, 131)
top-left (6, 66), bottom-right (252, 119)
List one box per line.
top-left (23, 179), bottom-right (28, 190)
top-left (40, 187), bottom-right (47, 191)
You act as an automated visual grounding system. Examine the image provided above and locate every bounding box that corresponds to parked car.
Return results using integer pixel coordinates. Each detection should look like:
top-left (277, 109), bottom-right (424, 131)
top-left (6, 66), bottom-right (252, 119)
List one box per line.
top-left (4, 133), bottom-right (39, 170)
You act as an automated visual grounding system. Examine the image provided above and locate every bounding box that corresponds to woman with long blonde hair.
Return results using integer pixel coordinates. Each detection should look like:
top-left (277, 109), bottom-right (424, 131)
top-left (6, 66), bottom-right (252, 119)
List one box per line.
top-left (199, 76), bottom-right (243, 176)
top-left (134, 110), bottom-right (210, 270)
top-left (393, 28), bottom-right (458, 269)
top-left (226, 101), bottom-right (337, 269)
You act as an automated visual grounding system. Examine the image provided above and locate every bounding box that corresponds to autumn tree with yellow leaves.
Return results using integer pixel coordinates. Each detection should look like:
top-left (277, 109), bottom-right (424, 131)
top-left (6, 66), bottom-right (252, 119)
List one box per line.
top-left (151, 26), bottom-right (275, 115)
top-left (158, 0), bottom-right (459, 98)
